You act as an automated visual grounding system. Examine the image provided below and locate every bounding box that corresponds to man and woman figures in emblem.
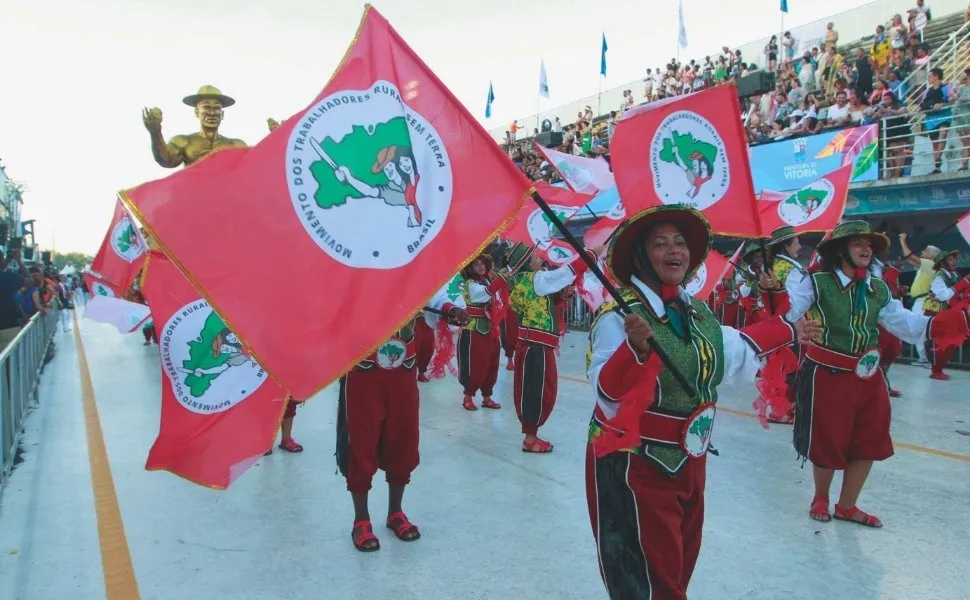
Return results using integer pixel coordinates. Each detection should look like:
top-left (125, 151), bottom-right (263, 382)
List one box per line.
top-left (331, 145), bottom-right (423, 228)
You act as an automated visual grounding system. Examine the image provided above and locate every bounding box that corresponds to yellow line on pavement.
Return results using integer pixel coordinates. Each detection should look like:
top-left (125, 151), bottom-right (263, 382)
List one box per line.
top-left (73, 312), bottom-right (141, 599)
top-left (558, 373), bottom-right (970, 463)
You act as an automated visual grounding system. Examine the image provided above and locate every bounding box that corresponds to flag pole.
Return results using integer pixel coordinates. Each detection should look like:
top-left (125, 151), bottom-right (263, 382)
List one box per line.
top-left (530, 189), bottom-right (697, 397)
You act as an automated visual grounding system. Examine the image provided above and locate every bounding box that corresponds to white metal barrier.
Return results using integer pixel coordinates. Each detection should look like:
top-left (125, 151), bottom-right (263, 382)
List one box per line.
top-left (0, 309), bottom-right (60, 493)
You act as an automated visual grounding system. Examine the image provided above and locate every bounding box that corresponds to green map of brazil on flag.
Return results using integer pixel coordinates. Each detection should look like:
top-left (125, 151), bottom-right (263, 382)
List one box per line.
top-left (121, 6), bottom-right (531, 399)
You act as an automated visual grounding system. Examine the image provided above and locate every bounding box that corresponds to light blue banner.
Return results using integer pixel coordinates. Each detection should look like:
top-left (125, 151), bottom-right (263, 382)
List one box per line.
top-left (748, 125), bottom-right (879, 193)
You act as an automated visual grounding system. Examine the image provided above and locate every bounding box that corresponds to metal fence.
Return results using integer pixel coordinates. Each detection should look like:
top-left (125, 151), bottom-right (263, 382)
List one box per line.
top-left (0, 309), bottom-right (60, 492)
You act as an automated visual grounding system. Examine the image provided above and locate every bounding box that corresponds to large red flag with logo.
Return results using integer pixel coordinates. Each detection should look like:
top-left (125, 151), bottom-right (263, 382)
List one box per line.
top-left (89, 199), bottom-right (147, 294)
top-left (122, 6), bottom-right (530, 399)
top-left (505, 182), bottom-right (594, 266)
top-left (142, 252), bottom-right (287, 489)
top-left (83, 272), bottom-right (121, 299)
top-left (684, 250), bottom-right (730, 302)
top-left (758, 164), bottom-right (851, 234)
top-left (610, 84), bottom-right (761, 238)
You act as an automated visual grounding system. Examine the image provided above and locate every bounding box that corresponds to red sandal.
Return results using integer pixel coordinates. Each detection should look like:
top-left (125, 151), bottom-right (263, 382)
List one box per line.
top-left (481, 398), bottom-right (501, 409)
top-left (279, 437), bottom-right (303, 453)
top-left (833, 505), bottom-right (882, 528)
top-left (522, 437), bottom-right (554, 453)
top-left (462, 396), bottom-right (477, 411)
top-left (386, 511), bottom-right (421, 541)
top-left (809, 496), bottom-right (831, 522)
top-left (351, 520), bottom-right (381, 552)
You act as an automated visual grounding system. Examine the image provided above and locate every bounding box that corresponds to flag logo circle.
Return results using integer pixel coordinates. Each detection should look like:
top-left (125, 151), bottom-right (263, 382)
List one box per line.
top-left (91, 281), bottom-right (114, 297)
top-left (777, 179), bottom-right (836, 226)
top-left (110, 217), bottom-right (145, 264)
top-left (160, 300), bottom-right (268, 414)
top-left (285, 80), bottom-right (453, 269)
top-left (376, 338), bottom-right (408, 369)
top-left (684, 263), bottom-right (708, 297)
top-left (650, 111), bottom-right (730, 210)
top-left (526, 204), bottom-right (580, 250)
top-left (606, 200), bottom-right (626, 221)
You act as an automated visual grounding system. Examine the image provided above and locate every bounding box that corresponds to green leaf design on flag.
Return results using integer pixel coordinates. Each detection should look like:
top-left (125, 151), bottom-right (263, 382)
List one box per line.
top-left (659, 131), bottom-right (716, 170)
top-left (96, 285), bottom-right (109, 296)
top-left (851, 141), bottom-right (878, 180)
top-left (784, 188), bottom-right (828, 216)
top-left (379, 343), bottom-right (404, 363)
top-left (541, 209), bottom-right (570, 230)
top-left (858, 354), bottom-right (879, 371)
top-left (446, 273), bottom-right (465, 302)
top-left (308, 117), bottom-right (412, 209)
top-left (116, 223), bottom-right (135, 254)
top-left (689, 414), bottom-right (713, 439)
top-left (182, 312), bottom-right (231, 397)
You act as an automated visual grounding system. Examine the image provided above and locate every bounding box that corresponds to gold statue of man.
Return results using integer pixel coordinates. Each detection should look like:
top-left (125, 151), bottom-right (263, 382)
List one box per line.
top-left (142, 85), bottom-right (247, 168)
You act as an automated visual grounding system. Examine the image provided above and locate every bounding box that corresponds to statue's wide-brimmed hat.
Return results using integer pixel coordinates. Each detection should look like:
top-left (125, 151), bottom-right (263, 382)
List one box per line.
top-left (933, 249), bottom-right (959, 270)
top-left (183, 85), bottom-right (236, 108)
top-left (606, 205), bottom-right (712, 286)
top-left (461, 253), bottom-right (494, 278)
top-left (506, 242), bottom-right (536, 273)
top-left (816, 220), bottom-right (889, 256)
top-left (767, 225), bottom-right (798, 247)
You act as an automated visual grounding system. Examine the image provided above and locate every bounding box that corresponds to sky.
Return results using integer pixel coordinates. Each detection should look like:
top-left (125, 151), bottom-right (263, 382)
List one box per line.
top-left (0, 0), bottom-right (873, 255)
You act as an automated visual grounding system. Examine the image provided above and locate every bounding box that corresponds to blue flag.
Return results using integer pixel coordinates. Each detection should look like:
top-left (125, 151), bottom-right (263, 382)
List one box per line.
top-left (600, 33), bottom-right (608, 76)
top-left (539, 60), bottom-right (550, 98)
top-left (780, 0), bottom-right (788, 12)
top-left (485, 81), bottom-right (495, 119)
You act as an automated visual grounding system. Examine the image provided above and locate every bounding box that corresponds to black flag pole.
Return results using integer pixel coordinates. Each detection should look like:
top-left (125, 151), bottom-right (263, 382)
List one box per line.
top-left (530, 190), bottom-right (697, 398)
top-left (899, 220), bottom-right (960, 262)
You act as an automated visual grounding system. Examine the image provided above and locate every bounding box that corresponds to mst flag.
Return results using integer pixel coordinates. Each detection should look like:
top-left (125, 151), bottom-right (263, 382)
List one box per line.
top-left (504, 182), bottom-right (593, 266)
top-left (122, 6), bottom-right (530, 399)
top-left (83, 272), bottom-right (121, 298)
top-left (90, 199), bottom-right (147, 293)
top-left (534, 143), bottom-right (615, 194)
top-left (82, 295), bottom-right (151, 334)
top-left (611, 84), bottom-right (761, 237)
top-left (142, 254), bottom-right (287, 489)
top-left (758, 164), bottom-right (851, 234)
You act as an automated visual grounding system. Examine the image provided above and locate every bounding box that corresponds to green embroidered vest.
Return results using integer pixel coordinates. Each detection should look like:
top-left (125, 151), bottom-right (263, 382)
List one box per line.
top-left (809, 271), bottom-right (890, 355)
top-left (509, 271), bottom-right (559, 335)
top-left (924, 270), bottom-right (959, 314)
top-left (586, 287), bottom-right (725, 474)
top-left (773, 255), bottom-right (804, 287)
top-left (462, 279), bottom-right (492, 335)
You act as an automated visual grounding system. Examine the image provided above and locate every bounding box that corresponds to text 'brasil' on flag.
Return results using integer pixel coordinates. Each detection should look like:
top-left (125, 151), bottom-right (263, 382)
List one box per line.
top-left (122, 5), bottom-right (531, 399)
top-left (142, 252), bottom-right (288, 489)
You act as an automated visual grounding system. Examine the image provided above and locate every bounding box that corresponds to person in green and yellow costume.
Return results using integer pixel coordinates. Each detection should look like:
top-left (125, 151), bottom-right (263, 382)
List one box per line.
top-left (585, 205), bottom-right (812, 600)
top-left (787, 222), bottom-right (970, 528)
top-left (504, 241), bottom-right (597, 453)
top-left (922, 249), bottom-right (970, 380)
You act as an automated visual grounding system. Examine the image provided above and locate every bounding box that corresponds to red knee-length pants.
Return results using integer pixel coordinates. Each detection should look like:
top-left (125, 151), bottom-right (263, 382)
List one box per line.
top-left (414, 316), bottom-right (435, 374)
top-left (512, 341), bottom-right (557, 436)
top-left (586, 448), bottom-right (707, 600)
top-left (877, 325), bottom-right (902, 369)
top-left (501, 315), bottom-right (518, 359)
top-left (457, 329), bottom-right (500, 397)
top-left (336, 365), bottom-right (420, 493)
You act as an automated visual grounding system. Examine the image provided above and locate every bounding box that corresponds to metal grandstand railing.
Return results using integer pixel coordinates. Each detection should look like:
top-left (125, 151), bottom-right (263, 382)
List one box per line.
top-left (902, 19), bottom-right (970, 126)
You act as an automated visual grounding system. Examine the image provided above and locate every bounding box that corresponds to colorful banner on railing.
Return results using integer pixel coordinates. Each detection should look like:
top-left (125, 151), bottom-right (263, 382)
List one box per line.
top-left (748, 125), bottom-right (879, 193)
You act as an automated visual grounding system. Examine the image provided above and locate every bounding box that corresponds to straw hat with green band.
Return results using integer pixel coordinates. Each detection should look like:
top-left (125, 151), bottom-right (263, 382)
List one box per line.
top-left (766, 225), bottom-right (798, 247)
top-left (743, 241), bottom-right (767, 259)
top-left (815, 220), bottom-right (889, 257)
top-left (933, 250), bottom-right (959, 270)
top-left (506, 241), bottom-right (536, 273)
top-left (606, 204), bottom-right (712, 287)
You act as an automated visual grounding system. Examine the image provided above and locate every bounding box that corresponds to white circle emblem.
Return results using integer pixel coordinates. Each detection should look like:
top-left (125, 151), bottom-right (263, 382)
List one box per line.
top-left (855, 349), bottom-right (882, 380)
top-left (286, 80), bottom-right (453, 269)
top-left (160, 301), bottom-right (267, 414)
top-left (110, 218), bottom-right (145, 263)
top-left (526, 204), bottom-right (581, 250)
top-left (682, 404), bottom-right (716, 458)
top-left (684, 263), bottom-right (709, 297)
top-left (650, 111), bottom-right (730, 210)
top-left (777, 179), bottom-right (836, 226)
top-left (605, 199), bottom-right (626, 221)
top-left (91, 281), bottom-right (114, 298)
top-left (376, 338), bottom-right (408, 369)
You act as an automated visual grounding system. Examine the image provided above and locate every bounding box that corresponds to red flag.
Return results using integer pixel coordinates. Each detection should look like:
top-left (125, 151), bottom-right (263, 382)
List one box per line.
top-left (583, 197), bottom-right (626, 248)
top-left (141, 253), bottom-right (287, 489)
top-left (90, 199), bottom-right (147, 293)
top-left (505, 182), bottom-right (594, 266)
top-left (83, 272), bottom-right (121, 298)
top-left (757, 164), bottom-right (851, 234)
top-left (532, 142), bottom-right (615, 194)
top-left (957, 211), bottom-right (970, 247)
top-left (121, 7), bottom-right (530, 399)
top-left (684, 250), bottom-right (730, 302)
top-left (610, 85), bottom-right (761, 237)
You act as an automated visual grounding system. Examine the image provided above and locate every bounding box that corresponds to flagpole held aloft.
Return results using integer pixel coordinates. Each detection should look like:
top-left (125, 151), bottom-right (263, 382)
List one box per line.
top-left (529, 189), bottom-right (697, 398)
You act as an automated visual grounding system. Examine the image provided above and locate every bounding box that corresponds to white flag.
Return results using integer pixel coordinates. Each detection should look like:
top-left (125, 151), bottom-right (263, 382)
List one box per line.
top-left (539, 59), bottom-right (550, 98)
top-left (678, 0), bottom-right (688, 49)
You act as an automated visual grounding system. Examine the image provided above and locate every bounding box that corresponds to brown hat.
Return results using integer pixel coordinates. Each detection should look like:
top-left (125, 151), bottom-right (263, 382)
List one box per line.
top-left (372, 146), bottom-right (398, 173)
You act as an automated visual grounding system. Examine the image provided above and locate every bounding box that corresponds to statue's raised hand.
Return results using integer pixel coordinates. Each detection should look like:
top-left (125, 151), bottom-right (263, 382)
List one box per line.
top-left (142, 107), bottom-right (163, 133)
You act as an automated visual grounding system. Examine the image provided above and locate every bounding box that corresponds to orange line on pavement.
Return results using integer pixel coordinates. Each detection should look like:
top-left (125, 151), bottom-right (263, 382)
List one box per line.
top-left (558, 373), bottom-right (970, 463)
top-left (73, 312), bottom-right (141, 599)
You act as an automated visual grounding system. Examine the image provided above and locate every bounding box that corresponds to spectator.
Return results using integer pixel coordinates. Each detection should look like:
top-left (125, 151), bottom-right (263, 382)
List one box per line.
top-left (826, 90), bottom-right (852, 127)
top-left (0, 252), bottom-right (26, 351)
top-left (951, 68), bottom-right (970, 170)
top-left (888, 14), bottom-right (908, 50)
top-left (765, 36), bottom-right (779, 72)
top-left (509, 120), bottom-right (522, 142)
top-left (854, 47), bottom-right (876, 98)
top-left (552, 117), bottom-right (562, 133)
top-left (920, 67), bottom-right (952, 173)
top-left (824, 22), bottom-right (839, 52)
top-left (644, 69), bottom-right (654, 98)
top-left (782, 32), bottom-right (796, 64)
top-left (872, 90), bottom-right (912, 177)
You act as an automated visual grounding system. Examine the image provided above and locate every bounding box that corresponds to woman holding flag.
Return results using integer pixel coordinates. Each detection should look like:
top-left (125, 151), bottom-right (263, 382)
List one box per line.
top-left (585, 205), bottom-right (811, 600)
top-left (787, 222), bottom-right (970, 528)
top-left (457, 253), bottom-right (506, 410)
top-left (922, 249), bottom-right (970, 381)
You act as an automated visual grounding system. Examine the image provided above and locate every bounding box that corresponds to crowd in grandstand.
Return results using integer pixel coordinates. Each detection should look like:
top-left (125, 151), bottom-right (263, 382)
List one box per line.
top-left (506, 1), bottom-right (970, 181)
